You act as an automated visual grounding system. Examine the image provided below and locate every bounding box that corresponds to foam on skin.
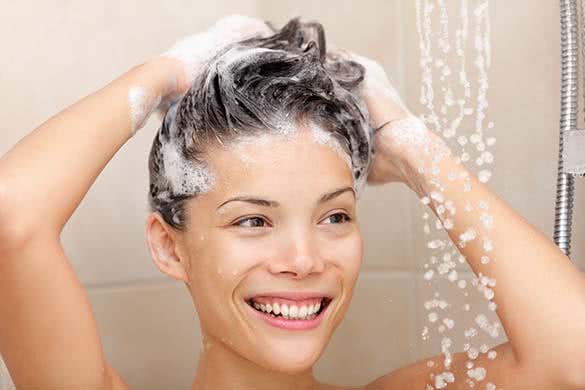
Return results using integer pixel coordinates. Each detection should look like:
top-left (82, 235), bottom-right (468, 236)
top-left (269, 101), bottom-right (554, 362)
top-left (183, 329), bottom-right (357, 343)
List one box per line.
top-left (128, 87), bottom-right (162, 135)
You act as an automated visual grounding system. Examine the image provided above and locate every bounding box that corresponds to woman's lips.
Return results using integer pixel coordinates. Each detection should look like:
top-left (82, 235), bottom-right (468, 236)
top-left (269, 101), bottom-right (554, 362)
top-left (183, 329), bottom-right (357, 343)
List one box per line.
top-left (245, 297), bottom-right (332, 331)
top-left (244, 291), bottom-right (333, 301)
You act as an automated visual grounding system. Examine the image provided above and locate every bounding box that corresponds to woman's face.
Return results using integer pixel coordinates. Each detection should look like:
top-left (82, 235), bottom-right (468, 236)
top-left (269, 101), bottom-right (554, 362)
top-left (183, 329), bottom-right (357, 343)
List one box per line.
top-left (161, 125), bottom-right (363, 373)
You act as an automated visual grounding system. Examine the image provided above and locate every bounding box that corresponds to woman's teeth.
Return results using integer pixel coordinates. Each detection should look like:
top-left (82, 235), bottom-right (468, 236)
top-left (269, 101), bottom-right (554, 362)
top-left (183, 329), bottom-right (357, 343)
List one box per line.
top-left (250, 300), bottom-right (323, 320)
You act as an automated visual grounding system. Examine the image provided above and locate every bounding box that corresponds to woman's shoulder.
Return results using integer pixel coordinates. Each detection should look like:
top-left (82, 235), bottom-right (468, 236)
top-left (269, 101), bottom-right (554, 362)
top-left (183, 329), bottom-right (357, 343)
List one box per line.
top-left (316, 356), bottom-right (442, 390)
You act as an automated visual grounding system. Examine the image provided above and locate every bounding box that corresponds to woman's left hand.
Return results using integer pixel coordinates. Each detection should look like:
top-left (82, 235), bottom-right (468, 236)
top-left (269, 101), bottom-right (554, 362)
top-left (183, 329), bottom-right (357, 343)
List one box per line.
top-left (329, 48), bottom-right (450, 192)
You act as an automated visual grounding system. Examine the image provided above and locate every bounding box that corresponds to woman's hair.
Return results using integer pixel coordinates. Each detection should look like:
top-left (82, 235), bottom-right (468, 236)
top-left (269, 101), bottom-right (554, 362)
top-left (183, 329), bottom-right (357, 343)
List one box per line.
top-left (147, 17), bottom-right (376, 231)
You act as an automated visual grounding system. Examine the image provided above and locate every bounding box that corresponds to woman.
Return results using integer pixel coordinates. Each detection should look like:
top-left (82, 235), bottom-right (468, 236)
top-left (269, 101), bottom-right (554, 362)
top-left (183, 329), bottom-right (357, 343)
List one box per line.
top-left (0, 14), bottom-right (584, 390)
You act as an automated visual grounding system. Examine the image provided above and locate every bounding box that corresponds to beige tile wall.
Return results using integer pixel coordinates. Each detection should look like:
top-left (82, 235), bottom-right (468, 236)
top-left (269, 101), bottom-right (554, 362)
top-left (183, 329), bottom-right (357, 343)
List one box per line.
top-left (0, 1), bottom-right (582, 389)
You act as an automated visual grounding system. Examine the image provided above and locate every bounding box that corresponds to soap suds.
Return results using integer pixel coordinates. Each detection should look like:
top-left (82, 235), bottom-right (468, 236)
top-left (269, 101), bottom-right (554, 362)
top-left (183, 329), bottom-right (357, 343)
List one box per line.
top-left (128, 87), bottom-right (162, 135)
top-left (309, 120), bottom-right (352, 171)
top-left (159, 131), bottom-right (215, 196)
top-left (149, 17), bottom-right (376, 230)
top-left (384, 116), bottom-right (433, 147)
top-left (227, 120), bottom-right (353, 174)
top-left (160, 15), bottom-right (273, 84)
top-left (340, 49), bottom-right (408, 112)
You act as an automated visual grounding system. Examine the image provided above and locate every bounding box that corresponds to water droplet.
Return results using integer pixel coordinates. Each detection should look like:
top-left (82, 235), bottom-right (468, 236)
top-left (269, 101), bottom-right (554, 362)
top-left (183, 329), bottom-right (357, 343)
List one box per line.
top-left (478, 169), bottom-right (492, 183)
top-left (424, 270), bottom-right (435, 281)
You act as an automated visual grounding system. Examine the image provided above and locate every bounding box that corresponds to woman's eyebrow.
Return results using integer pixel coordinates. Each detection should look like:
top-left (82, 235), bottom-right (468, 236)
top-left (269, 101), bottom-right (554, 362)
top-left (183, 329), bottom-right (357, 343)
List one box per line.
top-left (216, 186), bottom-right (355, 211)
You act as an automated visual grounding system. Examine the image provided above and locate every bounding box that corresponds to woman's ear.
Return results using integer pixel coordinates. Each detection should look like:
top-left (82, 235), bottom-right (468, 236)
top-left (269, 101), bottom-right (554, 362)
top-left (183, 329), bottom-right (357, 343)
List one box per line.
top-left (145, 212), bottom-right (190, 282)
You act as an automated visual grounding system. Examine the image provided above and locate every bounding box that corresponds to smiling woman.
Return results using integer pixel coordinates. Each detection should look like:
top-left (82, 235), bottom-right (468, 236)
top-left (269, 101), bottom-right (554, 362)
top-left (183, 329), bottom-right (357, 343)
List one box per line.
top-left (146, 17), bottom-right (375, 233)
top-left (140, 16), bottom-right (376, 390)
top-left (3, 8), bottom-right (585, 390)
top-left (145, 118), bottom-right (365, 387)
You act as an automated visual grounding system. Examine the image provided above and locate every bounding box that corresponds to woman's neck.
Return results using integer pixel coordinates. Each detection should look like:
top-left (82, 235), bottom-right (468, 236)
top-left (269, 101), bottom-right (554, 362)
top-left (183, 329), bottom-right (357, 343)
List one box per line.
top-left (191, 336), bottom-right (318, 390)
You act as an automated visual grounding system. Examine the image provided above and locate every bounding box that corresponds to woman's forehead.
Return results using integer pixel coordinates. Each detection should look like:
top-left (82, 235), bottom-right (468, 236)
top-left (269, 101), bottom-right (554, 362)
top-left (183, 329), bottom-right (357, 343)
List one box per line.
top-left (212, 124), bottom-right (351, 167)
top-left (208, 129), bottom-right (350, 178)
top-left (195, 130), bottom-right (353, 202)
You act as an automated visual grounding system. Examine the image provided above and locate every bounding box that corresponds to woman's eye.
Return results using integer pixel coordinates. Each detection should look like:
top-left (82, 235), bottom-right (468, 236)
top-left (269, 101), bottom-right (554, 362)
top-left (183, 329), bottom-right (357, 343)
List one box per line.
top-left (323, 212), bottom-right (352, 224)
top-left (234, 216), bottom-right (268, 228)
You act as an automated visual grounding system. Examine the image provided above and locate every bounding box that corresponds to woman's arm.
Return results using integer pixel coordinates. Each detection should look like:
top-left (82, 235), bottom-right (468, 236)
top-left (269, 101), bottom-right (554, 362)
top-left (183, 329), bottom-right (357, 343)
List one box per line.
top-left (369, 108), bottom-right (585, 389)
top-left (342, 50), bottom-right (585, 389)
top-left (411, 138), bottom-right (585, 388)
top-left (0, 14), bottom-right (272, 239)
top-left (0, 58), bottom-right (177, 238)
top-left (0, 58), bottom-right (175, 390)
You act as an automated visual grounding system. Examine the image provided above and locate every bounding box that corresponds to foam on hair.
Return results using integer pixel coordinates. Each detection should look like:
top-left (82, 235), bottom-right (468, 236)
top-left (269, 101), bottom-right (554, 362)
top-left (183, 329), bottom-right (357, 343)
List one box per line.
top-left (148, 17), bottom-right (376, 231)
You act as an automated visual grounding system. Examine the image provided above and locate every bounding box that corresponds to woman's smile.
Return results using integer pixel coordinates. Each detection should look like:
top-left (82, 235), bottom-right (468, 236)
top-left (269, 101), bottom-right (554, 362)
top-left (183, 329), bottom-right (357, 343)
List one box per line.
top-left (244, 293), bottom-right (335, 331)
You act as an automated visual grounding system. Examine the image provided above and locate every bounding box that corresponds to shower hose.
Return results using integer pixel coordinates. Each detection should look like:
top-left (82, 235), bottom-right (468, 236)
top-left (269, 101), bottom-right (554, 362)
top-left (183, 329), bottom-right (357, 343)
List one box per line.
top-left (555, 0), bottom-right (583, 257)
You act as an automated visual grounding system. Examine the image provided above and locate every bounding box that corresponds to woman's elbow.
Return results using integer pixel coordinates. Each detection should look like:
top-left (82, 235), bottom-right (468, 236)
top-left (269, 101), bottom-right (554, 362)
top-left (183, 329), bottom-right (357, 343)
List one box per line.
top-left (0, 180), bottom-right (38, 252)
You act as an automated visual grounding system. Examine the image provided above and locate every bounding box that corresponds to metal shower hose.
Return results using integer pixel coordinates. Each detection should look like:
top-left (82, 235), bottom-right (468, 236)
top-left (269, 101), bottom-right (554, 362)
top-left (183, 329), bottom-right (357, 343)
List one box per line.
top-left (555, 0), bottom-right (580, 257)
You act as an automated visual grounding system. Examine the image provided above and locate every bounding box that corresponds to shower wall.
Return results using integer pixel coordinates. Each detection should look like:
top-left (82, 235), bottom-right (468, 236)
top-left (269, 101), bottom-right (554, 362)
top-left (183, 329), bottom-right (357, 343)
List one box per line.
top-left (0, 1), bottom-right (581, 388)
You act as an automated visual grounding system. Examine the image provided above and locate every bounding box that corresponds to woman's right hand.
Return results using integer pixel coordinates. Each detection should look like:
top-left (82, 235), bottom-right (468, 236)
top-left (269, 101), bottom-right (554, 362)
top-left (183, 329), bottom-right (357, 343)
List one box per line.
top-left (157, 15), bottom-right (274, 101)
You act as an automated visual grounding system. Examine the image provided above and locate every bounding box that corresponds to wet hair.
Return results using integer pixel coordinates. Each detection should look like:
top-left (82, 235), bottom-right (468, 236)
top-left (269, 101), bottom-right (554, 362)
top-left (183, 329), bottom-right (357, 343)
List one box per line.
top-left (148, 17), bottom-right (376, 231)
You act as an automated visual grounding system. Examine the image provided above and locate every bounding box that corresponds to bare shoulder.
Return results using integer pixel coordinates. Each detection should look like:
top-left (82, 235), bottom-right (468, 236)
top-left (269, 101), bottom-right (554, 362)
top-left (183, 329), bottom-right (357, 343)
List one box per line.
top-left (365, 342), bottom-right (523, 390)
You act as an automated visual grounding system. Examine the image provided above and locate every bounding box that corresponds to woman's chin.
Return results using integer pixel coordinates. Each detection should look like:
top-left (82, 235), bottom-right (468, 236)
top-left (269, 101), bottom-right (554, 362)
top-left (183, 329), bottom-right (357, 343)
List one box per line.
top-left (256, 339), bottom-right (325, 373)
top-left (262, 354), bottom-right (320, 374)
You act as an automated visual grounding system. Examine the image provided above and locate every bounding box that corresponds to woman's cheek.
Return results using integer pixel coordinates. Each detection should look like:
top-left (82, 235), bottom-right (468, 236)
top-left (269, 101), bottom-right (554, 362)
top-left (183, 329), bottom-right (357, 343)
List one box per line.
top-left (216, 238), bottom-right (271, 276)
top-left (328, 229), bottom-right (363, 273)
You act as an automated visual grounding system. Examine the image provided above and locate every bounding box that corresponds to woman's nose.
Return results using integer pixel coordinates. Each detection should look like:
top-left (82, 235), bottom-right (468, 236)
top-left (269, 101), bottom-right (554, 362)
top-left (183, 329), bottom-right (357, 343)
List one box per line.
top-left (268, 230), bottom-right (326, 279)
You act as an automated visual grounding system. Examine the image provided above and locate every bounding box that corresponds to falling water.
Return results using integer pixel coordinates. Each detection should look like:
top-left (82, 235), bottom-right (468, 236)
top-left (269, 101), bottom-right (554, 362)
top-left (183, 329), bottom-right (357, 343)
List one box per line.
top-left (415, 1), bottom-right (501, 388)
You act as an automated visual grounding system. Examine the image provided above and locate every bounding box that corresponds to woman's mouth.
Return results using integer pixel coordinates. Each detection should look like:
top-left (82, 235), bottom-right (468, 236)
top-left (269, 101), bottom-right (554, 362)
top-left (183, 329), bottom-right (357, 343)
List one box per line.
top-left (245, 296), bottom-right (333, 330)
